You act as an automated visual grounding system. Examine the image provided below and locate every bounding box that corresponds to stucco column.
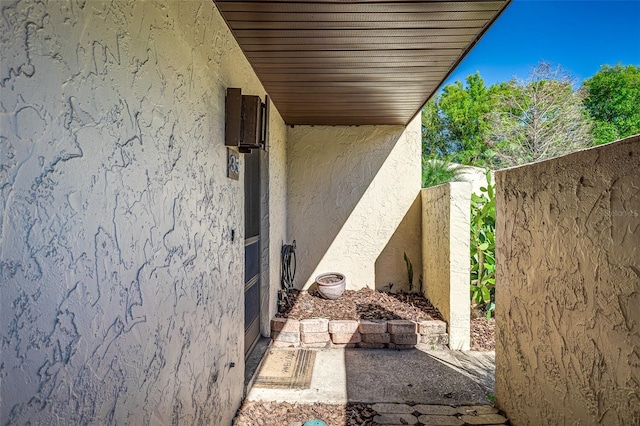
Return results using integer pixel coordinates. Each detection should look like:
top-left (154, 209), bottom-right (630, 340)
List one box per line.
top-left (421, 182), bottom-right (471, 350)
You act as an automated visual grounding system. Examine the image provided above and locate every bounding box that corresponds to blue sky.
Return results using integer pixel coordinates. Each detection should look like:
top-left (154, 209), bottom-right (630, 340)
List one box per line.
top-left (442, 0), bottom-right (640, 88)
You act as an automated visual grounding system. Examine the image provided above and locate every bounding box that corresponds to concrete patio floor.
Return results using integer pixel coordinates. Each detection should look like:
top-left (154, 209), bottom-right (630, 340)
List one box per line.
top-left (246, 345), bottom-right (496, 406)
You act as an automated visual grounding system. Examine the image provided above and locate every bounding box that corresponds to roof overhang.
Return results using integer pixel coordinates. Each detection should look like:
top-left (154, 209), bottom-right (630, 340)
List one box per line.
top-left (215, 0), bottom-right (511, 125)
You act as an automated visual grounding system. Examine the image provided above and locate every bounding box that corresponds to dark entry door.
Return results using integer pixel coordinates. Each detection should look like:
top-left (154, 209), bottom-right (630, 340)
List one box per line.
top-left (244, 150), bottom-right (261, 356)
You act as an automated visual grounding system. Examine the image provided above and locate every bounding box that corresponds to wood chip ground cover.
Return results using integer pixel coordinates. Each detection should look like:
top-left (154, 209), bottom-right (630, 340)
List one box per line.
top-left (233, 401), bottom-right (377, 426)
top-left (470, 318), bottom-right (495, 351)
top-left (276, 288), bottom-right (443, 321)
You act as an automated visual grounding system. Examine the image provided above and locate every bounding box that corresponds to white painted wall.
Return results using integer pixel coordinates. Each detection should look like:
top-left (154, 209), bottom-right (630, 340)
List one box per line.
top-left (287, 115), bottom-right (422, 291)
top-left (0, 1), bottom-right (286, 424)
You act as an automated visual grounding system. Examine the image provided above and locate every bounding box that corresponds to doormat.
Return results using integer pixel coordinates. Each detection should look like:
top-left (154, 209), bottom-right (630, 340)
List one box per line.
top-left (253, 349), bottom-right (316, 389)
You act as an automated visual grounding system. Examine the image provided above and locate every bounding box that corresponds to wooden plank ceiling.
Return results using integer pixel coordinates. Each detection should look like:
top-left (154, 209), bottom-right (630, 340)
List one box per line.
top-left (215, 0), bottom-right (511, 125)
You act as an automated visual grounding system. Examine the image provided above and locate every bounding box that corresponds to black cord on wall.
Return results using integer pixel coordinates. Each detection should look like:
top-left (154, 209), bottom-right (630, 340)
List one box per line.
top-left (279, 240), bottom-right (296, 312)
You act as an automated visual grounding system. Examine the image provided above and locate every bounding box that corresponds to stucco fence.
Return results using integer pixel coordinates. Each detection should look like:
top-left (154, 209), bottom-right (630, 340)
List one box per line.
top-left (495, 135), bottom-right (640, 424)
top-left (420, 166), bottom-right (493, 351)
top-left (421, 182), bottom-right (472, 350)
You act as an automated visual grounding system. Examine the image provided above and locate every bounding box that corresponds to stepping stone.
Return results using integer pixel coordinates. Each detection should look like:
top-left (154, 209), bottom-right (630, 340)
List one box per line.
top-left (371, 403), bottom-right (414, 414)
top-left (373, 413), bottom-right (418, 425)
top-left (457, 405), bottom-right (499, 415)
top-left (414, 405), bottom-right (457, 415)
top-left (418, 415), bottom-right (464, 425)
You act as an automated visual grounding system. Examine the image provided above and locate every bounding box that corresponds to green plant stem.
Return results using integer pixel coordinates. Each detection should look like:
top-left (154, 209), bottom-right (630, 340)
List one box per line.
top-left (477, 249), bottom-right (485, 286)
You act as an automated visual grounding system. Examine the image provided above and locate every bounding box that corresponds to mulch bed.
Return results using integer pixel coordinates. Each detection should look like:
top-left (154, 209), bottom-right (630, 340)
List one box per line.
top-left (233, 401), bottom-right (377, 426)
top-left (276, 288), bottom-right (443, 322)
top-left (275, 288), bottom-right (495, 352)
top-left (470, 318), bottom-right (495, 351)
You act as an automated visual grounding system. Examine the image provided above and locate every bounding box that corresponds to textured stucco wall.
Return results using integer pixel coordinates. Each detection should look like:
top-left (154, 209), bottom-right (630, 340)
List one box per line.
top-left (287, 115), bottom-right (422, 291)
top-left (421, 183), bottom-right (471, 350)
top-left (0, 1), bottom-right (286, 424)
top-left (375, 193), bottom-right (422, 293)
top-left (495, 135), bottom-right (640, 425)
top-left (262, 120), bottom-right (288, 337)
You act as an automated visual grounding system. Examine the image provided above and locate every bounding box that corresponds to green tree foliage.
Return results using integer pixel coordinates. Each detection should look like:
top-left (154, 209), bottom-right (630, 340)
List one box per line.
top-left (439, 73), bottom-right (493, 164)
top-left (487, 63), bottom-right (593, 166)
top-left (423, 62), bottom-right (598, 168)
top-left (583, 64), bottom-right (640, 145)
top-left (421, 96), bottom-right (447, 158)
top-left (422, 72), bottom-right (497, 166)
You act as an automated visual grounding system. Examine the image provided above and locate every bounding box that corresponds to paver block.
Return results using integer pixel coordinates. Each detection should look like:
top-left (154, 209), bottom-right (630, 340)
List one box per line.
top-left (359, 320), bottom-right (387, 334)
top-left (331, 332), bottom-right (361, 344)
top-left (300, 318), bottom-right (329, 333)
top-left (271, 330), bottom-right (300, 343)
top-left (330, 343), bottom-right (356, 348)
top-left (373, 414), bottom-right (418, 425)
top-left (362, 333), bottom-right (391, 344)
top-left (460, 413), bottom-right (508, 424)
top-left (418, 320), bottom-right (447, 335)
top-left (420, 334), bottom-right (449, 345)
top-left (388, 343), bottom-right (415, 350)
top-left (302, 342), bottom-right (330, 349)
top-left (414, 405), bottom-right (457, 415)
top-left (300, 332), bottom-right (330, 344)
top-left (371, 403), bottom-right (414, 414)
top-left (357, 342), bottom-right (385, 349)
top-left (270, 318), bottom-right (300, 333)
top-left (390, 333), bottom-right (418, 345)
top-left (271, 340), bottom-right (299, 348)
top-left (418, 415), bottom-right (464, 425)
top-left (387, 320), bottom-right (417, 334)
top-left (456, 405), bottom-right (499, 415)
top-left (329, 320), bottom-right (359, 334)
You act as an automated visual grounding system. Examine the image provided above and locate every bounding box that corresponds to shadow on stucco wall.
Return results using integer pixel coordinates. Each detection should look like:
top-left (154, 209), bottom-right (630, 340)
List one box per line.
top-left (374, 194), bottom-right (422, 293)
top-left (287, 116), bottom-right (422, 291)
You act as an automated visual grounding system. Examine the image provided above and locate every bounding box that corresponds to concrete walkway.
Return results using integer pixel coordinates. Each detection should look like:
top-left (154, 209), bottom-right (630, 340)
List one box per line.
top-left (246, 345), bottom-right (496, 406)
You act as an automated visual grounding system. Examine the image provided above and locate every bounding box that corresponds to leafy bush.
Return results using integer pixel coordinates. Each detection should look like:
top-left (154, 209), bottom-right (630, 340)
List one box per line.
top-left (470, 169), bottom-right (496, 318)
top-left (422, 158), bottom-right (462, 188)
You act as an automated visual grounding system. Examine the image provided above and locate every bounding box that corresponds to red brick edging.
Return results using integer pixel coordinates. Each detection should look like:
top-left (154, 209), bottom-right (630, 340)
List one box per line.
top-left (270, 317), bottom-right (449, 350)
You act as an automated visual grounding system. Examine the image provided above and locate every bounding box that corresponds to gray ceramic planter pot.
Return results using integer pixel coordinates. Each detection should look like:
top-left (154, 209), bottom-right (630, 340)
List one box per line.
top-left (315, 272), bottom-right (346, 300)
